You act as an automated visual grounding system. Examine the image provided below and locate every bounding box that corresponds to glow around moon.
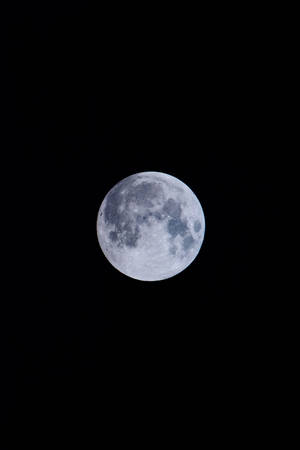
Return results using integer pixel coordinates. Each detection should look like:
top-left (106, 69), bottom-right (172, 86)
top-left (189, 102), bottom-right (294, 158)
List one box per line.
top-left (96, 172), bottom-right (205, 281)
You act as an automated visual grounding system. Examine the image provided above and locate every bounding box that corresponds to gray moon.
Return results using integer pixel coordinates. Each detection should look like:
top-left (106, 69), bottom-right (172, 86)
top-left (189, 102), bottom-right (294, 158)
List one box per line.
top-left (96, 171), bottom-right (205, 281)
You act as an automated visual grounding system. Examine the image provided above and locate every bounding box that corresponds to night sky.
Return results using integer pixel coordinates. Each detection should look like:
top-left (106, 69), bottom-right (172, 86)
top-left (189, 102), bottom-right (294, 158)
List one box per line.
top-left (3, 4), bottom-right (275, 442)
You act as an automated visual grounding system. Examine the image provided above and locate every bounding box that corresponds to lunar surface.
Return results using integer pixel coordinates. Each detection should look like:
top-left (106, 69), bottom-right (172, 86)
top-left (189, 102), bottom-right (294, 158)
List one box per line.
top-left (96, 172), bottom-right (205, 281)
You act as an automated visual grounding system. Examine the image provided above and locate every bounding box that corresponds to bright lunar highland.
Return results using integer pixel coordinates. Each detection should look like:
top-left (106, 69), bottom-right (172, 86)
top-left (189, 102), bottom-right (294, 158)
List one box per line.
top-left (96, 172), bottom-right (205, 281)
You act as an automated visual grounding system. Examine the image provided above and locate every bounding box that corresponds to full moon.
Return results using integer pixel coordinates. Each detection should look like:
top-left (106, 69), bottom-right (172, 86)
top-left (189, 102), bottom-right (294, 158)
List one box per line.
top-left (96, 172), bottom-right (205, 281)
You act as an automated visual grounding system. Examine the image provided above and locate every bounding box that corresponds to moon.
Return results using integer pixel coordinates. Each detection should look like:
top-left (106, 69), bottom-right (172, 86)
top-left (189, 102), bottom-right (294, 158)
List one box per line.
top-left (96, 172), bottom-right (205, 281)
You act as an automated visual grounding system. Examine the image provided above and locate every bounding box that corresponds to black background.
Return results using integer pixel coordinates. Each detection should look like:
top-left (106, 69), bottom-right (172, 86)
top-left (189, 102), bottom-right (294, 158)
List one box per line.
top-left (3, 3), bottom-right (276, 442)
